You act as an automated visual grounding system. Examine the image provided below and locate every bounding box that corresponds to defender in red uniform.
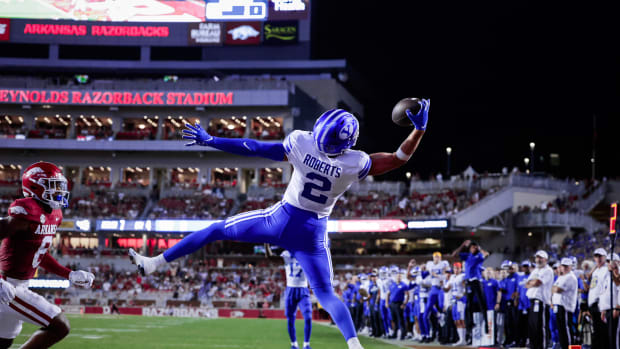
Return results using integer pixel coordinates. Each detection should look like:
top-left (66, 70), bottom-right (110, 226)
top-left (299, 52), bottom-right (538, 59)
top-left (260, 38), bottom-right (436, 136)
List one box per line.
top-left (0, 162), bottom-right (95, 349)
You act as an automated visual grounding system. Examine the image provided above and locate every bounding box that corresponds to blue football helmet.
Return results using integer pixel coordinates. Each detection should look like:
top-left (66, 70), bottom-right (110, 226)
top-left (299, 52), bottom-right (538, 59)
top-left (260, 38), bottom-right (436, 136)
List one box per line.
top-left (501, 260), bottom-right (513, 269)
top-left (313, 109), bottom-right (359, 156)
top-left (378, 266), bottom-right (389, 279)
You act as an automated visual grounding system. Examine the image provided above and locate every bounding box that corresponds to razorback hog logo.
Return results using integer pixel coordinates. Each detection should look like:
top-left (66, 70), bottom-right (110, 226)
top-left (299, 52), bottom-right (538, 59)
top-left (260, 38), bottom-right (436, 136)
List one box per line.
top-left (228, 25), bottom-right (259, 40)
top-left (9, 206), bottom-right (28, 216)
top-left (34, 224), bottom-right (57, 235)
top-left (25, 167), bottom-right (45, 182)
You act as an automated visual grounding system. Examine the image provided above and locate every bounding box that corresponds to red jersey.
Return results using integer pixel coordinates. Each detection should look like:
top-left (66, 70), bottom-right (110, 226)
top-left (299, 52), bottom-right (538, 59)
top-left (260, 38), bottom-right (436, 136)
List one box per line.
top-left (0, 197), bottom-right (63, 280)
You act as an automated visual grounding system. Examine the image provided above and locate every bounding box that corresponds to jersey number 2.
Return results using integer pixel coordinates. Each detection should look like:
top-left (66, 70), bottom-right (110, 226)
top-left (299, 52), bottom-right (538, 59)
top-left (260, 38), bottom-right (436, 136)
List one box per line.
top-left (32, 235), bottom-right (53, 268)
top-left (301, 172), bottom-right (332, 204)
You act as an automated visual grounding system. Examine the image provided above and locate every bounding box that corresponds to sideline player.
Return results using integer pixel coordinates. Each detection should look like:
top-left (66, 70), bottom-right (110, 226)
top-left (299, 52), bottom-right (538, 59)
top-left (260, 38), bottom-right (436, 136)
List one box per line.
top-left (377, 266), bottom-right (393, 337)
top-left (281, 249), bottom-right (313, 349)
top-left (130, 101), bottom-right (430, 349)
top-left (0, 162), bottom-right (95, 349)
top-left (444, 262), bottom-right (466, 346)
top-left (425, 252), bottom-right (449, 341)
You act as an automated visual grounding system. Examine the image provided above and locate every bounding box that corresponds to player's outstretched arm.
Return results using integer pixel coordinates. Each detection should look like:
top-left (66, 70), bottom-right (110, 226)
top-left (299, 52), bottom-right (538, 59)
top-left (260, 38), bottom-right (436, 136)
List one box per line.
top-left (182, 122), bottom-right (286, 161)
top-left (367, 99), bottom-right (429, 177)
top-left (39, 253), bottom-right (95, 288)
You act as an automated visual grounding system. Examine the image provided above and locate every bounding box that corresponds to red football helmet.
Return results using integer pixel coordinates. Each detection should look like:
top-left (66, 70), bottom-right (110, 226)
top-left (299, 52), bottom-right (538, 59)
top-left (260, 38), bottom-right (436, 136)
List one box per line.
top-left (21, 161), bottom-right (69, 209)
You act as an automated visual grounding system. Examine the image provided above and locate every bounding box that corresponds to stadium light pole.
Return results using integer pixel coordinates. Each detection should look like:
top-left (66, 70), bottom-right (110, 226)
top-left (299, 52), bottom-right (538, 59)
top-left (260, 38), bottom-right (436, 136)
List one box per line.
top-left (529, 142), bottom-right (535, 173)
top-left (446, 147), bottom-right (452, 178)
top-left (610, 202), bottom-right (617, 349)
top-left (523, 157), bottom-right (530, 174)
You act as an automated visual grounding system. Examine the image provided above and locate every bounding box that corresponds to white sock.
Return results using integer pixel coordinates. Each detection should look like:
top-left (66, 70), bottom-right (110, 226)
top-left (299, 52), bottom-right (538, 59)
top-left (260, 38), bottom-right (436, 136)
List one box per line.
top-left (303, 341), bottom-right (309, 347)
top-left (291, 341), bottom-right (298, 348)
top-left (153, 254), bottom-right (167, 268)
top-left (347, 337), bottom-right (363, 349)
top-left (457, 328), bottom-right (465, 342)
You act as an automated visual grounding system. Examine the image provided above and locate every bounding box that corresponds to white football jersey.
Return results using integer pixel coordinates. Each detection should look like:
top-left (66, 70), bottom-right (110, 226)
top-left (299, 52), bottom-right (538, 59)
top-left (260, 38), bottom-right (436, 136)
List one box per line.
top-left (417, 275), bottom-right (430, 298)
top-left (283, 130), bottom-right (371, 218)
top-left (378, 278), bottom-right (392, 300)
top-left (281, 250), bottom-right (308, 288)
top-left (448, 273), bottom-right (466, 299)
top-left (426, 260), bottom-right (450, 287)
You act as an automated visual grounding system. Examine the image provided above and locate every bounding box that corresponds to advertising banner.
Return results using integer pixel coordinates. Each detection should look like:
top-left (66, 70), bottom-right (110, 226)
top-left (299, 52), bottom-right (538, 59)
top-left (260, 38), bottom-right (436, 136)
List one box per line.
top-left (0, 1), bottom-right (310, 22)
top-left (188, 22), bottom-right (223, 45)
top-left (225, 21), bottom-right (261, 45)
top-left (0, 18), bottom-right (9, 41)
top-left (8, 19), bottom-right (187, 46)
top-left (95, 219), bottom-right (407, 233)
top-left (268, 0), bottom-right (309, 20)
top-left (262, 20), bottom-right (297, 45)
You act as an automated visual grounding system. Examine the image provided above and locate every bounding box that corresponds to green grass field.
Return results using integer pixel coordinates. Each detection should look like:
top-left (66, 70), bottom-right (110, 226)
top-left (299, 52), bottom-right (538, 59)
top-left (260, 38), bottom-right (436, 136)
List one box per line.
top-left (15, 315), bottom-right (406, 349)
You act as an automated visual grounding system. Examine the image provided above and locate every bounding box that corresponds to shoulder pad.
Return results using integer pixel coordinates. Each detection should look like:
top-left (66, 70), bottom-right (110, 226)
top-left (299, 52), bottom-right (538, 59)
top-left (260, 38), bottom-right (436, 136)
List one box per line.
top-left (8, 198), bottom-right (43, 223)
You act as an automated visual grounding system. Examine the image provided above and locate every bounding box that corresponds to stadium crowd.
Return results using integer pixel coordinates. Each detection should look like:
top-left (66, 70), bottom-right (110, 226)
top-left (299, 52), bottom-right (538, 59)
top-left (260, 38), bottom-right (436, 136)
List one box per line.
top-left (64, 191), bottom-right (147, 219)
top-left (331, 187), bottom-right (495, 218)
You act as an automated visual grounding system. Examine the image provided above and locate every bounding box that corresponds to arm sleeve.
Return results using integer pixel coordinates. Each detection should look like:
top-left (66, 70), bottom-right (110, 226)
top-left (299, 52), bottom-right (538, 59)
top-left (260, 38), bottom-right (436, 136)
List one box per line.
top-left (209, 137), bottom-right (285, 161)
top-left (39, 253), bottom-right (71, 279)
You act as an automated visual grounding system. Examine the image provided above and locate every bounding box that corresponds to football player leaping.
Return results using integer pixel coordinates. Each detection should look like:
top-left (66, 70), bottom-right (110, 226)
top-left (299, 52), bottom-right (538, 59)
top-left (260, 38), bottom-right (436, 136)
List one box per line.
top-left (130, 100), bottom-right (430, 349)
top-left (0, 162), bottom-right (95, 349)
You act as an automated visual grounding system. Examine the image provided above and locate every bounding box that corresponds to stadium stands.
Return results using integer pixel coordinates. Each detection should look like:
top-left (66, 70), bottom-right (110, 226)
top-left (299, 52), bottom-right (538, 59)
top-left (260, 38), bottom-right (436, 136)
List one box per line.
top-left (65, 191), bottom-right (147, 219)
top-left (148, 194), bottom-right (234, 220)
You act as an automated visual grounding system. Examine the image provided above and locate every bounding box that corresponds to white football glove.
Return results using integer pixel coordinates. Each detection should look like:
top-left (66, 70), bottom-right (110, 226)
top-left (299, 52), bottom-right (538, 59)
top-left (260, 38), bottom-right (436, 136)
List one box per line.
top-left (0, 278), bottom-right (16, 305)
top-left (69, 270), bottom-right (95, 288)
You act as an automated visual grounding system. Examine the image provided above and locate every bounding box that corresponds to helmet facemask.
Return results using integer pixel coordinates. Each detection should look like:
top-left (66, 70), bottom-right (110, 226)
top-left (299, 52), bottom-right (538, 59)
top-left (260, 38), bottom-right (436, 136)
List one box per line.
top-left (39, 177), bottom-right (70, 209)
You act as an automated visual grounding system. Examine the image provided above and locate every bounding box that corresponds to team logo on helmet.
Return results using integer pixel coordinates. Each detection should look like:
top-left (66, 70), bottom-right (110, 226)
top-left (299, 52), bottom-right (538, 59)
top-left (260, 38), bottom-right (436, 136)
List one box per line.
top-left (25, 167), bottom-right (45, 180)
top-left (339, 123), bottom-right (353, 140)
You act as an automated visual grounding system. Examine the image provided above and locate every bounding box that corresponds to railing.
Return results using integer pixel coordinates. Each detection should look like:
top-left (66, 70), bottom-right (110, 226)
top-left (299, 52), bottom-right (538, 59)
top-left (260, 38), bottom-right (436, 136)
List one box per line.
top-left (453, 186), bottom-right (514, 228)
top-left (509, 175), bottom-right (585, 195)
top-left (0, 76), bottom-right (292, 91)
top-left (161, 186), bottom-right (237, 200)
top-left (409, 174), bottom-right (586, 195)
top-left (350, 181), bottom-right (406, 196)
top-left (246, 185), bottom-right (285, 200)
top-left (514, 212), bottom-right (605, 231)
top-left (576, 182), bottom-right (607, 212)
top-left (410, 176), bottom-right (511, 194)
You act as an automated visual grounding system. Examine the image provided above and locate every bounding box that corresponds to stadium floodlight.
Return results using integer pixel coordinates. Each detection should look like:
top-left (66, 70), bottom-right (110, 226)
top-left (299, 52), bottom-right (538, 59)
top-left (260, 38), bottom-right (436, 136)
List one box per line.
top-left (529, 142), bottom-right (535, 172)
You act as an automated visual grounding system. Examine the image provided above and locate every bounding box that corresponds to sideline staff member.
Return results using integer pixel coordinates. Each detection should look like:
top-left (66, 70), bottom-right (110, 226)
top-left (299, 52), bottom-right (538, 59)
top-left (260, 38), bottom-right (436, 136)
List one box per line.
top-left (526, 250), bottom-right (554, 349)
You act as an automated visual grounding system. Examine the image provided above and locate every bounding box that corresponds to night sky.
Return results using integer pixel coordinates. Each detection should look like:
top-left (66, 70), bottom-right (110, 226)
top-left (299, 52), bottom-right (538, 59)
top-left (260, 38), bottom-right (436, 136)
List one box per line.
top-left (311, 1), bottom-right (619, 181)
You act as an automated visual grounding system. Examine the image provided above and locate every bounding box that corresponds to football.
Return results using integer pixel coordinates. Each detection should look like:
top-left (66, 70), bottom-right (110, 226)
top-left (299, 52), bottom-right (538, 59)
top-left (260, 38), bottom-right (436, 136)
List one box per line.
top-left (391, 97), bottom-right (423, 127)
